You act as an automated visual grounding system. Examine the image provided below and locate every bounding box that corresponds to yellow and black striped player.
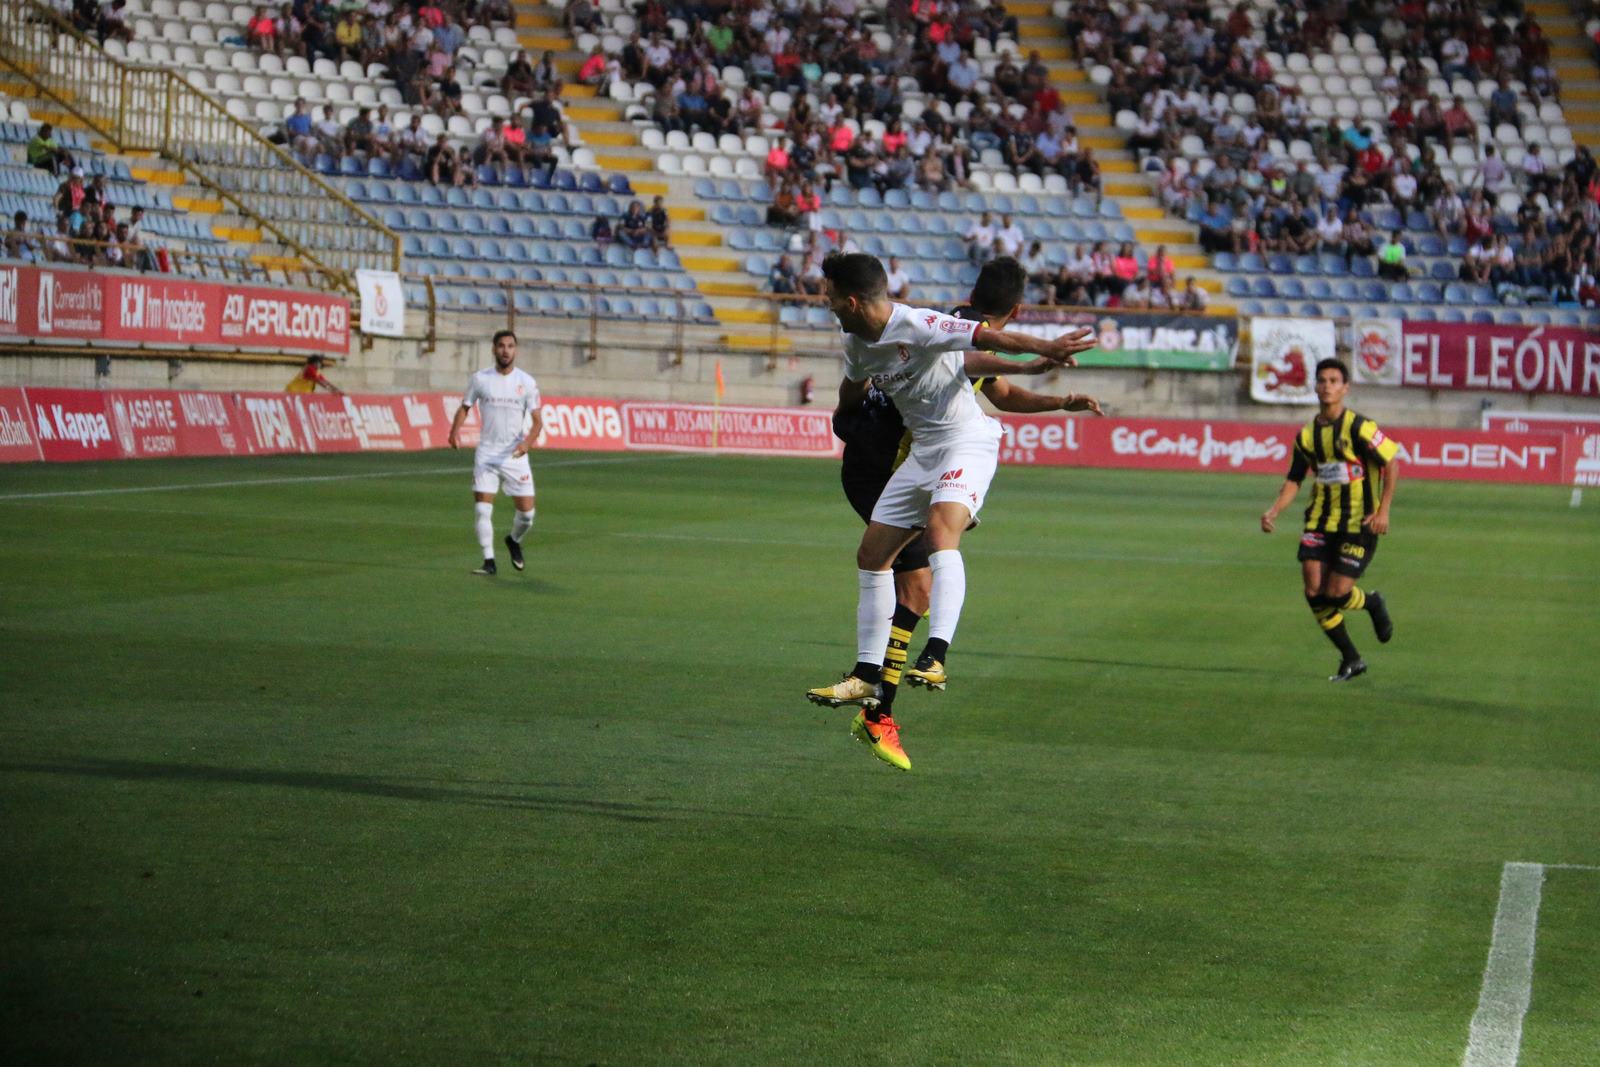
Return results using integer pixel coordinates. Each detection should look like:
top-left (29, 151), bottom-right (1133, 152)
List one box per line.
top-left (1261, 358), bottom-right (1399, 681)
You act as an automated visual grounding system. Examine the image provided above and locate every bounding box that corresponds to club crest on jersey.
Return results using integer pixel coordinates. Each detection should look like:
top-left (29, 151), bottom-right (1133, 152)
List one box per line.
top-left (897, 344), bottom-right (911, 362)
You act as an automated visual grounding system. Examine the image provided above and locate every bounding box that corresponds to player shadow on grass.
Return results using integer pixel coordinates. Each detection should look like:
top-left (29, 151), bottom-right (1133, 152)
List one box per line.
top-left (787, 637), bottom-right (1278, 676)
top-left (4, 758), bottom-right (667, 823)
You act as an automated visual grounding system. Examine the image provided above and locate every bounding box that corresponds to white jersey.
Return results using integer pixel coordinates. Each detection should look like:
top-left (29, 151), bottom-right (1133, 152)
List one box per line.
top-left (463, 366), bottom-right (541, 461)
top-left (842, 304), bottom-right (999, 448)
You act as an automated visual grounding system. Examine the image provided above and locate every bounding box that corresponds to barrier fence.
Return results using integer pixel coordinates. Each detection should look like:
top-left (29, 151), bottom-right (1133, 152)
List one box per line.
top-left (2, 385), bottom-right (1591, 488)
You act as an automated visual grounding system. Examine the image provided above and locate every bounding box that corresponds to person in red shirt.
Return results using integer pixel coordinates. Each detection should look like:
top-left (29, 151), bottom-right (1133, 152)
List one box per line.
top-left (1441, 95), bottom-right (1477, 151)
top-left (286, 355), bottom-right (344, 395)
top-left (1387, 95), bottom-right (1415, 136)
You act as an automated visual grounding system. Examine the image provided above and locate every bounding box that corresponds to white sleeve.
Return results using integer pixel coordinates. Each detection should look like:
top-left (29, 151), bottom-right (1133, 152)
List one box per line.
top-left (906, 307), bottom-right (982, 354)
top-left (526, 374), bottom-right (542, 410)
top-left (461, 374), bottom-right (481, 408)
top-left (842, 336), bottom-right (868, 381)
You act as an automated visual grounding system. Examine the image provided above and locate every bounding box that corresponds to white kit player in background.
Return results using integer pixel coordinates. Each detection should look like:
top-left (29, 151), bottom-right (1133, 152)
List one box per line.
top-left (448, 330), bottom-right (543, 576)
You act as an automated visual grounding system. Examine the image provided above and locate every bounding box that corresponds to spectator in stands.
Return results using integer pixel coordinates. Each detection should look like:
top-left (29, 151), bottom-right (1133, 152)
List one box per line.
top-left (426, 133), bottom-right (473, 187)
top-left (1111, 243), bottom-right (1140, 298)
top-left (346, 107), bottom-right (378, 159)
top-left (963, 211), bottom-right (996, 264)
top-left (247, 3), bottom-right (278, 52)
top-left (533, 50), bottom-right (564, 99)
top-left (474, 117), bottom-right (513, 170)
top-left (577, 45), bottom-right (609, 89)
top-left (433, 64), bottom-right (466, 119)
top-left (991, 214), bottom-right (1022, 259)
top-left (81, 174), bottom-right (110, 217)
top-left (27, 123), bottom-right (72, 176)
top-left (54, 168), bottom-right (87, 231)
top-left (1377, 231), bottom-right (1409, 281)
top-left (124, 205), bottom-right (155, 271)
top-left (393, 113), bottom-right (428, 169)
top-left (885, 256), bottom-right (910, 300)
top-left (1441, 95), bottom-right (1477, 151)
top-left (1180, 277), bottom-right (1207, 311)
top-left (314, 105), bottom-right (345, 160)
top-left (333, 9), bottom-right (363, 63)
top-left (503, 49), bottom-right (537, 97)
top-left (767, 181), bottom-right (799, 227)
top-left (618, 201), bottom-right (654, 250)
top-left (97, 0), bottom-right (132, 44)
top-left (648, 196), bottom-right (671, 248)
top-left (764, 138), bottom-right (791, 184)
top-left (564, 0), bottom-right (599, 36)
top-left (5, 211), bottom-right (39, 264)
top-left (1341, 210), bottom-right (1376, 267)
top-left (591, 213), bottom-right (613, 247)
top-left (524, 124), bottom-right (558, 182)
top-left (767, 253), bottom-right (797, 294)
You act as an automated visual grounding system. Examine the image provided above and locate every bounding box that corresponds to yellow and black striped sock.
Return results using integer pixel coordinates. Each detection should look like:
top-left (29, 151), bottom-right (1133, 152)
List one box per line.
top-left (1339, 587), bottom-right (1366, 612)
top-left (1308, 595), bottom-right (1360, 661)
top-left (882, 625), bottom-right (913, 688)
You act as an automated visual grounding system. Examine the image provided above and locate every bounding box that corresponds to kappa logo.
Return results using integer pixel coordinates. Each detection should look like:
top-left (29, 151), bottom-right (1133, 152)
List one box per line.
top-left (938, 468), bottom-right (964, 482)
top-left (924, 314), bottom-right (937, 327)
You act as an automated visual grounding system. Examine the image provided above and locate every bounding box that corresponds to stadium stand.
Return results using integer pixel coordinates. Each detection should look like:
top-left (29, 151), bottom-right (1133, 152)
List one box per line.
top-left (0, 88), bottom-right (261, 277)
top-left (1092, 0), bottom-right (1600, 325)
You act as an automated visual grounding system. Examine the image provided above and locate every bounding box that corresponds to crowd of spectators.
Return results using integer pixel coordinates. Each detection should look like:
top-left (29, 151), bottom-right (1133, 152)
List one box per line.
top-left (1086, 0), bottom-right (1599, 304)
top-left (245, 1), bottom-right (585, 185)
top-left (14, 130), bottom-right (156, 269)
top-left (589, 0), bottom-right (1104, 218)
top-left (591, 195), bottom-right (672, 249)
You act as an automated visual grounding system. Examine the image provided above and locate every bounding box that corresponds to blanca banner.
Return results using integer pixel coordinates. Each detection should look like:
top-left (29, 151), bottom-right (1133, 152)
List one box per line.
top-left (1351, 318), bottom-right (1403, 386)
top-left (1011, 308), bottom-right (1238, 370)
top-left (355, 270), bottom-right (406, 337)
top-left (0, 264), bottom-right (350, 354)
top-left (1251, 317), bottom-right (1334, 404)
top-left (1399, 322), bottom-right (1600, 398)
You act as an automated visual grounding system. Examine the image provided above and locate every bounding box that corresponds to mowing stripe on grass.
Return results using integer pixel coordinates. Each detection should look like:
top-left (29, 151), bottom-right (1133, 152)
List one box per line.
top-left (1463, 862), bottom-right (1546, 1067)
top-left (0, 453), bottom-right (690, 502)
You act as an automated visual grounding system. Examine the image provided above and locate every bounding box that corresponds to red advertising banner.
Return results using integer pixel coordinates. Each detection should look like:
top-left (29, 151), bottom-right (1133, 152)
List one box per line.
top-left (1482, 410), bottom-right (1600, 438)
top-left (0, 387), bottom-right (1583, 486)
top-left (1400, 322), bottom-right (1600, 398)
top-left (0, 387), bottom-right (43, 462)
top-left (105, 390), bottom-right (243, 459)
top-left (994, 415), bottom-right (1575, 484)
top-left (0, 265), bottom-right (348, 354)
top-left (24, 387), bottom-right (121, 462)
top-left (620, 401), bottom-right (842, 456)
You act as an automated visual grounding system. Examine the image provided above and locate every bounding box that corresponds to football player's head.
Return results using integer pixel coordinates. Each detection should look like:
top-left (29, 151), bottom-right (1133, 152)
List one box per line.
top-left (969, 256), bottom-right (1027, 327)
top-left (822, 253), bottom-right (888, 334)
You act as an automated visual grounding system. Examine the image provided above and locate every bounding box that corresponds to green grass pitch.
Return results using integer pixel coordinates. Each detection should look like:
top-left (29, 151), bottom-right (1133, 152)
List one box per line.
top-left (1, 450), bottom-right (1597, 1065)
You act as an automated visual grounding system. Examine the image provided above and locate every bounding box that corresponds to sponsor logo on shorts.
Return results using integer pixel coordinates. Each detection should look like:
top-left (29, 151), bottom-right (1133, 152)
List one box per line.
top-left (938, 468), bottom-right (964, 481)
top-left (1338, 541), bottom-right (1366, 559)
top-left (1301, 532), bottom-right (1325, 548)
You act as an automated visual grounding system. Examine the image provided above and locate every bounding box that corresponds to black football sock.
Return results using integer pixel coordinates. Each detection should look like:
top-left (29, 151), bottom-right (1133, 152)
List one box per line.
top-left (851, 661), bottom-right (882, 685)
top-left (919, 637), bottom-right (950, 664)
top-left (1338, 587), bottom-right (1367, 612)
top-left (873, 603), bottom-right (922, 720)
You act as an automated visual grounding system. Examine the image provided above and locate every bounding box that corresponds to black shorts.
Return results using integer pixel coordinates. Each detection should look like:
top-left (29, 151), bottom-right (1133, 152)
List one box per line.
top-left (842, 471), bottom-right (931, 573)
top-left (1297, 529), bottom-right (1378, 578)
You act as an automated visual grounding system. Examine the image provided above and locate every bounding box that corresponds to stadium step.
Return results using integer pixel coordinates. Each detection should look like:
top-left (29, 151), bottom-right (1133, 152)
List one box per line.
top-left (723, 332), bottom-right (790, 351)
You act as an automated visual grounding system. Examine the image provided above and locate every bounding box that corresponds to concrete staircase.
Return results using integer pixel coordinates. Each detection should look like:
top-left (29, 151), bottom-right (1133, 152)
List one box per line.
top-left (513, 0), bottom-right (1217, 346)
top-left (1533, 0), bottom-right (1600, 150)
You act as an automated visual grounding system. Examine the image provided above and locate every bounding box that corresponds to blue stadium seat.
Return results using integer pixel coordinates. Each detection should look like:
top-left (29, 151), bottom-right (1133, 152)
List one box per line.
top-left (1430, 260), bottom-right (1457, 280)
top-left (1360, 281), bottom-right (1387, 302)
top-left (579, 172), bottom-right (604, 194)
top-left (1213, 251), bottom-right (1237, 271)
top-left (552, 170), bottom-right (577, 191)
top-left (608, 174), bottom-right (633, 195)
top-left (1409, 307), bottom-right (1436, 321)
top-left (1299, 303), bottom-right (1323, 317)
top-left (1390, 282), bottom-right (1415, 302)
top-left (1350, 258), bottom-right (1376, 278)
top-left (1440, 306), bottom-right (1466, 322)
top-left (1279, 278), bottom-right (1305, 298)
top-left (1305, 278), bottom-right (1332, 299)
top-left (1264, 300), bottom-right (1291, 315)
top-left (1251, 277), bottom-right (1277, 297)
top-left (1415, 282), bottom-right (1443, 303)
top-left (1226, 277), bottom-right (1250, 298)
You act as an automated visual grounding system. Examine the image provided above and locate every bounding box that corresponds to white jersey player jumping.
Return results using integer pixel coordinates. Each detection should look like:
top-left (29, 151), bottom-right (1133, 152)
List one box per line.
top-left (448, 330), bottom-right (543, 576)
top-left (807, 252), bottom-right (1096, 770)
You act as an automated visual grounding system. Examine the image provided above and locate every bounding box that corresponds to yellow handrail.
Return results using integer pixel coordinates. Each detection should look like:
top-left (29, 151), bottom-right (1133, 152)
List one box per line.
top-left (0, 0), bottom-right (401, 283)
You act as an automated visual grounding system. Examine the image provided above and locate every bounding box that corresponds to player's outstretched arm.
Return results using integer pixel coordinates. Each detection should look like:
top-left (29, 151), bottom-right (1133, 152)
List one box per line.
top-left (1261, 479), bottom-right (1302, 533)
top-left (973, 324), bottom-right (1096, 367)
top-left (965, 352), bottom-right (1057, 376)
top-left (981, 376), bottom-right (1105, 415)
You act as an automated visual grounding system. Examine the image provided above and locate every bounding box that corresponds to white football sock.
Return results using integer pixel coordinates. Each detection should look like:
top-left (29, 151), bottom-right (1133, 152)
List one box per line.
top-left (856, 569), bottom-right (895, 666)
top-left (928, 549), bottom-right (966, 644)
top-left (510, 507), bottom-right (535, 543)
top-left (474, 501), bottom-right (494, 560)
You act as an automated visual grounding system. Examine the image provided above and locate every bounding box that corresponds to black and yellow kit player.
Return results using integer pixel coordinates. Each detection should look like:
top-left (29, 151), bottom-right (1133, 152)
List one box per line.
top-left (1261, 358), bottom-right (1400, 681)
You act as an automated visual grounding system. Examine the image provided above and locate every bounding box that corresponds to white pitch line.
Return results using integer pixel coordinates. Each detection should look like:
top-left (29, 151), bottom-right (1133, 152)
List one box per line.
top-left (0, 452), bottom-right (691, 501)
top-left (1463, 862), bottom-right (1546, 1067)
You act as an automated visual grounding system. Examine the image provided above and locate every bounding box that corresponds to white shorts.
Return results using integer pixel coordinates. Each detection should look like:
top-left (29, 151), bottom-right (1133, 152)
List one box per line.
top-left (473, 454), bottom-right (535, 497)
top-left (870, 433), bottom-right (1000, 529)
